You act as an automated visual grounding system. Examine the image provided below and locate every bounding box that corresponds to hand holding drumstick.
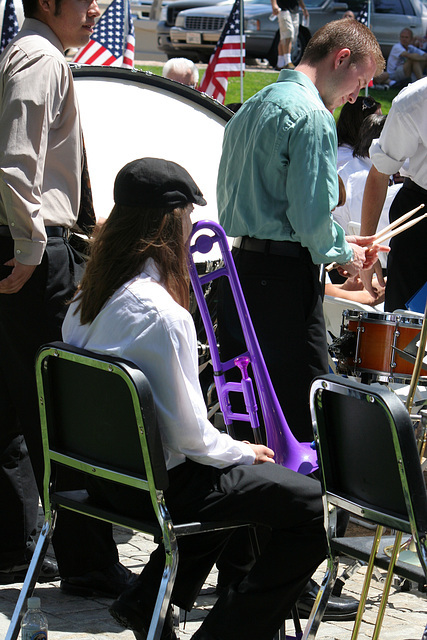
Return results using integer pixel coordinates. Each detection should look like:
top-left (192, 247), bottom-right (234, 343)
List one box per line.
top-left (327, 204), bottom-right (426, 277)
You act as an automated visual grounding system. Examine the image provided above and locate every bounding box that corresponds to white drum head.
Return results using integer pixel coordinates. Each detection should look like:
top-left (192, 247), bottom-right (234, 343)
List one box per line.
top-left (72, 65), bottom-right (232, 259)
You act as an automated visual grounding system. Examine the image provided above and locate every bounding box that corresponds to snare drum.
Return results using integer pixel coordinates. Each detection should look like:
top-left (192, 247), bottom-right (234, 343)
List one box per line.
top-left (339, 309), bottom-right (427, 383)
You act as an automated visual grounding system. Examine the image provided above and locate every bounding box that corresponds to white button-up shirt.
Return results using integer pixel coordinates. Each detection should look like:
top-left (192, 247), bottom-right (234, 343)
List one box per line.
top-left (369, 78), bottom-right (427, 190)
top-left (0, 18), bottom-right (82, 265)
top-left (62, 259), bottom-right (256, 471)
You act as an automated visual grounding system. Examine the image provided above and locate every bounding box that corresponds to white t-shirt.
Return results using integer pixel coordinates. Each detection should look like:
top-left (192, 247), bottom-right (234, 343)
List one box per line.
top-left (334, 154), bottom-right (402, 267)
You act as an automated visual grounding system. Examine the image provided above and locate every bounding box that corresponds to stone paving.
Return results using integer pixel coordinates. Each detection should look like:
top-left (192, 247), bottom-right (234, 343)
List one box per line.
top-left (1, 523), bottom-right (427, 640)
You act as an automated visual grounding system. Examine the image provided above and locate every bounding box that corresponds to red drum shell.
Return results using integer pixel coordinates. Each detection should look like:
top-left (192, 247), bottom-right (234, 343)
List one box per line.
top-left (342, 310), bottom-right (427, 382)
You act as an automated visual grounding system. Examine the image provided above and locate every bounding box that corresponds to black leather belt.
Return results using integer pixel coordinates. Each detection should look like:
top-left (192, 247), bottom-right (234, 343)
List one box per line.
top-left (403, 178), bottom-right (427, 196)
top-left (233, 236), bottom-right (302, 258)
top-left (0, 225), bottom-right (69, 238)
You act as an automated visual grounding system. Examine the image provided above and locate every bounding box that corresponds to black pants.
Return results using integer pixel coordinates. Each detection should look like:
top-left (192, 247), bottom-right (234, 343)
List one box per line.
top-left (217, 246), bottom-right (328, 443)
top-left (0, 236), bottom-right (118, 575)
top-left (92, 458), bottom-right (327, 640)
top-left (385, 184), bottom-right (427, 312)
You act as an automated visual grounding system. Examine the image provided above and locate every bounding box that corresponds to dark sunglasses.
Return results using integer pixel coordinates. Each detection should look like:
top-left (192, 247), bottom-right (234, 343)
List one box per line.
top-left (361, 96), bottom-right (377, 110)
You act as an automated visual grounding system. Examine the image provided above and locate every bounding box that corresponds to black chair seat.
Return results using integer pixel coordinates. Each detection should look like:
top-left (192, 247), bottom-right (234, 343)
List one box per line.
top-left (302, 374), bottom-right (427, 640)
top-left (6, 342), bottom-right (258, 640)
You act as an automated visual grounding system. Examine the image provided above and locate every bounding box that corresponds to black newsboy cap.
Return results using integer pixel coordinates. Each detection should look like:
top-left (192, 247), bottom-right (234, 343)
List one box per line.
top-left (114, 158), bottom-right (207, 209)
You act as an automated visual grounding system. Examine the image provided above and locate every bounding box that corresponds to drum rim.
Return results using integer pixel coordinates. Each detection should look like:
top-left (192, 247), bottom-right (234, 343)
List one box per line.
top-left (343, 309), bottom-right (423, 326)
top-left (70, 64), bottom-right (233, 123)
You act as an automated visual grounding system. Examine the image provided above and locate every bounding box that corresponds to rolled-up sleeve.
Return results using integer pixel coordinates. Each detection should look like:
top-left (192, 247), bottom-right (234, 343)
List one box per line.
top-left (369, 102), bottom-right (417, 176)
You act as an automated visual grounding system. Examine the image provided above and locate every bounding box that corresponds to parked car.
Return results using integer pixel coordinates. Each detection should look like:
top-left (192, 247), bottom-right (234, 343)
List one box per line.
top-left (307, 0), bottom-right (427, 58)
top-left (156, 0), bottom-right (231, 61)
top-left (166, 0), bottom-right (427, 66)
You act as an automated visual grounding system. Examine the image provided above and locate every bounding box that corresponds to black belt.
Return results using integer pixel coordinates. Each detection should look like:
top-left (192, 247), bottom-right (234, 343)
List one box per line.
top-left (403, 178), bottom-right (427, 197)
top-left (0, 225), bottom-right (69, 238)
top-left (233, 236), bottom-right (303, 258)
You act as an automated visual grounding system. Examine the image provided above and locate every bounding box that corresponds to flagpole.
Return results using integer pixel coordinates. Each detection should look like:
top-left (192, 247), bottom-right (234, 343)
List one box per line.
top-left (365, 0), bottom-right (371, 96)
top-left (123, 0), bottom-right (129, 61)
top-left (239, 0), bottom-right (243, 103)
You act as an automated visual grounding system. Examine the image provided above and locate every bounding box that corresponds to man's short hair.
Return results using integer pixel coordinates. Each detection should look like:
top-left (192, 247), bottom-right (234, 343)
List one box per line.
top-left (400, 27), bottom-right (413, 37)
top-left (23, 0), bottom-right (63, 17)
top-left (301, 19), bottom-right (385, 75)
top-left (22, 0), bottom-right (38, 17)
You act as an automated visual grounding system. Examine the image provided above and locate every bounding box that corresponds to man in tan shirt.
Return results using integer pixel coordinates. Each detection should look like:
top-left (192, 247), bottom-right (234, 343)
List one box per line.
top-left (0, 0), bottom-right (135, 596)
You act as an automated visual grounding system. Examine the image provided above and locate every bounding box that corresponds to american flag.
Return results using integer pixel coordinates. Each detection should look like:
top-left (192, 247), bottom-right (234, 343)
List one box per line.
top-left (73, 0), bottom-right (135, 68)
top-left (356, 1), bottom-right (369, 26)
top-left (198, 0), bottom-right (245, 104)
top-left (0, 0), bottom-right (19, 53)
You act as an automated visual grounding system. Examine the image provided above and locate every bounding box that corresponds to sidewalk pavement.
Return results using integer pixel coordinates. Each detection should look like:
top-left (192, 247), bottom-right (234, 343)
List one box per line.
top-left (1, 524), bottom-right (427, 640)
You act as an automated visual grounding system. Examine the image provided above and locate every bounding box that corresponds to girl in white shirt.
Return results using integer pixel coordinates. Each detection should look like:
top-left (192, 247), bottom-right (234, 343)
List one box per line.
top-left (63, 157), bottom-right (326, 640)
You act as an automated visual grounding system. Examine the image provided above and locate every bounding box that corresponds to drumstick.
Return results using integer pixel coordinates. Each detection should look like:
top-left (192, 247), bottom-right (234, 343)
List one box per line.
top-left (326, 204), bottom-right (426, 272)
top-left (374, 211), bottom-right (427, 244)
top-left (374, 203), bottom-right (425, 243)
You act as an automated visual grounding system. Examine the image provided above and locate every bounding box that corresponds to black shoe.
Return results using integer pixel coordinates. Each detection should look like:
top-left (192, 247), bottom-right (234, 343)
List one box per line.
top-left (109, 584), bottom-right (177, 640)
top-left (295, 578), bottom-right (359, 621)
top-left (0, 557), bottom-right (59, 585)
top-left (61, 562), bottom-right (137, 598)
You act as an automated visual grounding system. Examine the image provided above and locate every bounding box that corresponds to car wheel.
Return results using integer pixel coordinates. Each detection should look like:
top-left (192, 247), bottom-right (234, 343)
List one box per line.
top-left (266, 26), bottom-right (310, 68)
top-left (266, 30), bottom-right (280, 68)
top-left (291, 26), bottom-right (310, 65)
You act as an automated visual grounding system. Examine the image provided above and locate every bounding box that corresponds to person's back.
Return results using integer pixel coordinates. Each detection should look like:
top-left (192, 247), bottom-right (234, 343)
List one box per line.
top-left (218, 70), bottom-right (339, 262)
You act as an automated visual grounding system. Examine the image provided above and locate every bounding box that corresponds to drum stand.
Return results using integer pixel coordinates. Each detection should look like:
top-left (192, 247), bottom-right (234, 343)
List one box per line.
top-left (382, 298), bottom-right (427, 579)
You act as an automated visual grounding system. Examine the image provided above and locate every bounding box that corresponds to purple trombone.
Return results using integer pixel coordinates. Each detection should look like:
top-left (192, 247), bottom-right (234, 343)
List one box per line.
top-left (188, 220), bottom-right (318, 476)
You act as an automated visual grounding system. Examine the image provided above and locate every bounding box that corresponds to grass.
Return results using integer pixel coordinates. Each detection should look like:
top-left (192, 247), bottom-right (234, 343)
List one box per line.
top-left (136, 64), bottom-right (400, 115)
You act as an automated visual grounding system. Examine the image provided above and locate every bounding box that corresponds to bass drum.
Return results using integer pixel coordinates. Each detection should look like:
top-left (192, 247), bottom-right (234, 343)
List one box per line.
top-left (71, 65), bottom-right (232, 261)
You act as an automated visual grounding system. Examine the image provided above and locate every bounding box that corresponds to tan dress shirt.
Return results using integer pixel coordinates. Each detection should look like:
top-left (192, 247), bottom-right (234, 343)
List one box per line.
top-left (0, 18), bottom-right (83, 265)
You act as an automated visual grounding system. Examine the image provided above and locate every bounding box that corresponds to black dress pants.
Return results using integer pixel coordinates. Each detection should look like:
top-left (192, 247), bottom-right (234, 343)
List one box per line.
top-left (0, 235), bottom-right (118, 575)
top-left (385, 183), bottom-right (427, 312)
top-left (91, 458), bottom-right (327, 640)
top-left (217, 246), bottom-right (328, 443)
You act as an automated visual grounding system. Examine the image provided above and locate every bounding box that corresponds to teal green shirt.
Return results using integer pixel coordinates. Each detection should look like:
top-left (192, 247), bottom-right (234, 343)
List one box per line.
top-left (217, 70), bottom-right (352, 265)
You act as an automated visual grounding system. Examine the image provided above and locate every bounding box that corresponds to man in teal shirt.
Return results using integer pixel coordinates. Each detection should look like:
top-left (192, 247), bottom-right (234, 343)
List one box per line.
top-left (217, 19), bottom-right (385, 443)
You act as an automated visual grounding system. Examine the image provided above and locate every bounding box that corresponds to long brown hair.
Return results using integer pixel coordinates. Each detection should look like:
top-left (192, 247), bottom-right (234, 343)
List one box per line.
top-left (74, 203), bottom-right (190, 325)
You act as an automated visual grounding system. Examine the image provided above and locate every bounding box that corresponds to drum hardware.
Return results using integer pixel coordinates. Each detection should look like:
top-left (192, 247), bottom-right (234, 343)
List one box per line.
top-left (331, 309), bottom-right (427, 384)
top-left (384, 299), bottom-right (427, 570)
top-left (188, 219), bottom-right (318, 475)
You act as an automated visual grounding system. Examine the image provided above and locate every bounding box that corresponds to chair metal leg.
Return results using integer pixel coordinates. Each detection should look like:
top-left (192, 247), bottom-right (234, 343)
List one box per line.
top-left (147, 543), bottom-right (179, 640)
top-left (302, 554), bottom-right (339, 640)
top-left (5, 520), bottom-right (52, 640)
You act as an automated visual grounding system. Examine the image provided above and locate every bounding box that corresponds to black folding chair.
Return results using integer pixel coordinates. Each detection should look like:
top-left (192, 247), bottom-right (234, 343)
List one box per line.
top-left (6, 341), bottom-right (258, 640)
top-left (302, 373), bottom-right (427, 640)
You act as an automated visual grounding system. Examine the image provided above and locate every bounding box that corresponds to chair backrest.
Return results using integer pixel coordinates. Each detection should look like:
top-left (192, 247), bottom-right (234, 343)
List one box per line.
top-left (310, 374), bottom-right (427, 538)
top-left (36, 341), bottom-right (169, 509)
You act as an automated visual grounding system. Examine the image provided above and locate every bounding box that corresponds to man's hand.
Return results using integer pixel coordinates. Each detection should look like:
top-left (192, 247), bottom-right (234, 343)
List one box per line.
top-left (243, 441), bottom-right (275, 464)
top-left (0, 259), bottom-right (37, 294)
top-left (338, 235), bottom-right (389, 278)
top-left (270, 0), bottom-right (280, 15)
